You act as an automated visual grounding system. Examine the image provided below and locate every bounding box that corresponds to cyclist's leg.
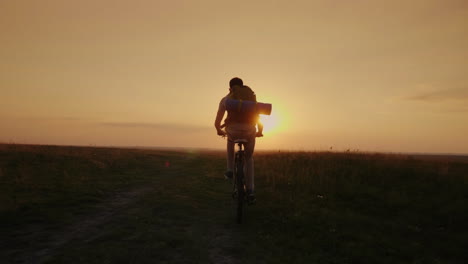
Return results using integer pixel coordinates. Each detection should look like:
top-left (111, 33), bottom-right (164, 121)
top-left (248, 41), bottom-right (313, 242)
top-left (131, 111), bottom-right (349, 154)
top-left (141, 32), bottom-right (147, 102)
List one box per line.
top-left (244, 137), bottom-right (256, 194)
top-left (226, 138), bottom-right (235, 173)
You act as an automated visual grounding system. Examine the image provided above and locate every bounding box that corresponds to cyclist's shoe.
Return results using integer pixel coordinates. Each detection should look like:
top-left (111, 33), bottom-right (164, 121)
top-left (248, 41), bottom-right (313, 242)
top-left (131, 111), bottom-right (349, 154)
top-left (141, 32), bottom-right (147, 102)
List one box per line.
top-left (224, 170), bottom-right (233, 180)
top-left (247, 193), bottom-right (256, 205)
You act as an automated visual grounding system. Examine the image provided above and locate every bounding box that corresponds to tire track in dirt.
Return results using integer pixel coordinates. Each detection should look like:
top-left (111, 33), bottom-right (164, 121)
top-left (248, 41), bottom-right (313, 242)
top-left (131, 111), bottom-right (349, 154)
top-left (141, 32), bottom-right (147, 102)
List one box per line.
top-left (4, 156), bottom-right (240, 264)
top-left (206, 191), bottom-right (240, 264)
top-left (7, 186), bottom-right (154, 264)
top-left (207, 227), bottom-right (237, 264)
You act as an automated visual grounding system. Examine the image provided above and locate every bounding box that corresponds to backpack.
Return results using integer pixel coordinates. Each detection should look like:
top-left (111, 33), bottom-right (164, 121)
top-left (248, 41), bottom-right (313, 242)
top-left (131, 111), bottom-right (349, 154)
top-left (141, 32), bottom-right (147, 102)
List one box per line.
top-left (229, 85), bottom-right (257, 102)
top-left (225, 85), bottom-right (258, 125)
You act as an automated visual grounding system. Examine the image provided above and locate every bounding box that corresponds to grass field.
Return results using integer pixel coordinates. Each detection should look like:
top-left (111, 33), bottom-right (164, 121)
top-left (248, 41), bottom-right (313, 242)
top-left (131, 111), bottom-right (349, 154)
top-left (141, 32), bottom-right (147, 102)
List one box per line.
top-left (1, 144), bottom-right (467, 263)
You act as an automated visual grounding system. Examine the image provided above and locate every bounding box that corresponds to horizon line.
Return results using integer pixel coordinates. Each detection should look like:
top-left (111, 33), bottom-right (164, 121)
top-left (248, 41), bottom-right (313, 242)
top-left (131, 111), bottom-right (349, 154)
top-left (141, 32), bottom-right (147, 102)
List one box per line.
top-left (1, 142), bottom-right (467, 157)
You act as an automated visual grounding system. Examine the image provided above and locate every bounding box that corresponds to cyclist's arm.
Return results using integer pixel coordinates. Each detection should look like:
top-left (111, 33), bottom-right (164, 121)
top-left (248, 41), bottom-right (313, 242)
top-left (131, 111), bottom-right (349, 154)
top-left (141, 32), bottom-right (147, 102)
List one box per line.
top-left (214, 97), bottom-right (226, 135)
top-left (256, 116), bottom-right (264, 137)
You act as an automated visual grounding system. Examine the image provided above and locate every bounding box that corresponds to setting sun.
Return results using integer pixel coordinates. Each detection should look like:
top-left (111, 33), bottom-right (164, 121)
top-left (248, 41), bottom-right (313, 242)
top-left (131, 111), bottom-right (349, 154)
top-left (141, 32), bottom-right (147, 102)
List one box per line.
top-left (257, 100), bottom-right (289, 137)
top-left (260, 112), bottom-right (279, 134)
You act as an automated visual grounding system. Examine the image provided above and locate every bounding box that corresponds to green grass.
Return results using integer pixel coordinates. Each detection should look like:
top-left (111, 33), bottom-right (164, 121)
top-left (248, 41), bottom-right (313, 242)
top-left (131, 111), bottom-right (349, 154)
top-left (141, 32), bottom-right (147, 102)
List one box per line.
top-left (1, 144), bottom-right (467, 263)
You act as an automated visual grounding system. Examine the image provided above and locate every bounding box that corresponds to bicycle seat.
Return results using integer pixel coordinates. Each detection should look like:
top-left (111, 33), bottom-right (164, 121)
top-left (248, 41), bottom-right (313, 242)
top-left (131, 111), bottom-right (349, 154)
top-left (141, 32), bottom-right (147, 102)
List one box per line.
top-left (234, 139), bottom-right (248, 144)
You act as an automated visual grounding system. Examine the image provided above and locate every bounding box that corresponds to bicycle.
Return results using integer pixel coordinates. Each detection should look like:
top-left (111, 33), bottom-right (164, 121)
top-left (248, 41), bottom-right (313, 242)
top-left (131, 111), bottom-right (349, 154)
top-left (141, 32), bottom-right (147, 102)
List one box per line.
top-left (232, 138), bottom-right (249, 224)
top-left (219, 126), bottom-right (262, 224)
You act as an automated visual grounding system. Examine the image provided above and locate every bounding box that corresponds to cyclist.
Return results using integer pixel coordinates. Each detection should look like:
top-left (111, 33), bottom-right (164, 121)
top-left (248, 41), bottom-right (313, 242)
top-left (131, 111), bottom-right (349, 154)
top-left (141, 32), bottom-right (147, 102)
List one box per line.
top-left (214, 77), bottom-right (263, 204)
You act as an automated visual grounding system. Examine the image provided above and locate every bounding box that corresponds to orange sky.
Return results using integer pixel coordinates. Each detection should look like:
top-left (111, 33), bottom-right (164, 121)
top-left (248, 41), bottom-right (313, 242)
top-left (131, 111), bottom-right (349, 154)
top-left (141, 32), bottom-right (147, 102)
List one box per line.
top-left (1, 0), bottom-right (468, 153)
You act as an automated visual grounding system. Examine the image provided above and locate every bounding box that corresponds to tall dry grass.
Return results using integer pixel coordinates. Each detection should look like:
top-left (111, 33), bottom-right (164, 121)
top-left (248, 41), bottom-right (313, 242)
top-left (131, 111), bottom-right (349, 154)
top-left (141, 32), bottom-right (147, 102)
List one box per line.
top-left (0, 144), bottom-right (168, 212)
top-left (254, 150), bottom-right (468, 208)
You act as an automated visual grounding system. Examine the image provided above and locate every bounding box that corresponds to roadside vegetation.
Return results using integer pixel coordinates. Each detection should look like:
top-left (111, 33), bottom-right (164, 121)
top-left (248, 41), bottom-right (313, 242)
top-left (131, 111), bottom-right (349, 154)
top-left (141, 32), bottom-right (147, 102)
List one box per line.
top-left (1, 144), bottom-right (467, 263)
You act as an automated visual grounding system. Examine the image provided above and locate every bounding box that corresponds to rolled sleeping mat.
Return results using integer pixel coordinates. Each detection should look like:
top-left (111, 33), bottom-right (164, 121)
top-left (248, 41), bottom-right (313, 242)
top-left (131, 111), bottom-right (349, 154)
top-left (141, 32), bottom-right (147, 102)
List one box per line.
top-left (225, 98), bottom-right (272, 115)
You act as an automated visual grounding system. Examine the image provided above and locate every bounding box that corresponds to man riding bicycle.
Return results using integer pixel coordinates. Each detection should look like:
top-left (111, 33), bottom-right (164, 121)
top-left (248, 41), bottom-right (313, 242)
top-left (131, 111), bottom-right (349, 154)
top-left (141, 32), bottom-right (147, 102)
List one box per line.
top-left (214, 77), bottom-right (263, 204)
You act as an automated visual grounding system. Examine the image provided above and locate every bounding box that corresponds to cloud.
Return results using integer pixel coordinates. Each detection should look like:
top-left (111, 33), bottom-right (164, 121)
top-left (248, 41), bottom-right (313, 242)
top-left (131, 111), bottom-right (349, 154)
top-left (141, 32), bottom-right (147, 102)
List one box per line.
top-left (406, 87), bottom-right (468, 102)
top-left (8, 116), bottom-right (90, 121)
top-left (100, 122), bottom-right (212, 132)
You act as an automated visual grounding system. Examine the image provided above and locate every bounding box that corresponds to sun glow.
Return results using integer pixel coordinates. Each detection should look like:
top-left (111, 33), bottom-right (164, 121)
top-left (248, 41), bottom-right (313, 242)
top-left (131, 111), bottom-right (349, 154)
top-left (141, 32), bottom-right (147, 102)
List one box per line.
top-left (257, 98), bottom-right (289, 135)
top-left (260, 112), bottom-right (279, 134)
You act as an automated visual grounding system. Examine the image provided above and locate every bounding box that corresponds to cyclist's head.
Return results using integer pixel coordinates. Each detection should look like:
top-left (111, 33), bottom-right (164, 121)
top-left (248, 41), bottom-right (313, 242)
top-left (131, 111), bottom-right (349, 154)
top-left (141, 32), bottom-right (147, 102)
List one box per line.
top-left (229, 77), bottom-right (243, 88)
